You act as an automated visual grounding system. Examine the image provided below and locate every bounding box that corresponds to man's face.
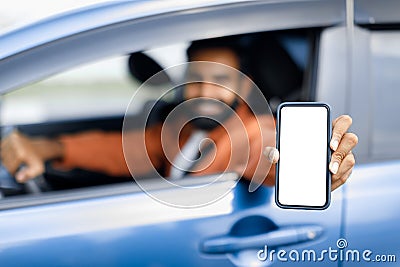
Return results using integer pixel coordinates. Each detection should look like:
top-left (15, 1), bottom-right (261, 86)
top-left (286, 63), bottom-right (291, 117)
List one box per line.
top-left (183, 48), bottom-right (246, 129)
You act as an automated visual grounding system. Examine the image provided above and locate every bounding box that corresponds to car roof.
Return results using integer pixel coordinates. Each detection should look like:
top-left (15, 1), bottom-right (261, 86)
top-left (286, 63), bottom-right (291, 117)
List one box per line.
top-left (0, 0), bottom-right (257, 60)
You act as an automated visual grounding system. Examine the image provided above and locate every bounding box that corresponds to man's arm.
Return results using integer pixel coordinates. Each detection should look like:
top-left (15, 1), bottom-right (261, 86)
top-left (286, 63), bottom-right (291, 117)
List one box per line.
top-left (0, 128), bottom-right (162, 183)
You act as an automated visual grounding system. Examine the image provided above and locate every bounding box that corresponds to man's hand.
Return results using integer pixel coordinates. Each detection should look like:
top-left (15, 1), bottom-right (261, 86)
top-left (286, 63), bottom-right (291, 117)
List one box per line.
top-left (0, 131), bottom-right (63, 183)
top-left (264, 114), bottom-right (358, 191)
top-left (329, 115), bottom-right (358, 190)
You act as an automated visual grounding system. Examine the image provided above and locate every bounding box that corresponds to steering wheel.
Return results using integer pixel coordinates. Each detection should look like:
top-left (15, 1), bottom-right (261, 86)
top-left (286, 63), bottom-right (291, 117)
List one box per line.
top-left (0, 126), bottom-right (49, 198)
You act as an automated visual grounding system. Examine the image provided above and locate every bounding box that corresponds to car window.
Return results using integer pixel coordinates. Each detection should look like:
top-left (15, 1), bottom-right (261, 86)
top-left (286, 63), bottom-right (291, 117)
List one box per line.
top-left (370, 31), bottom-right (400, 160)
top-left (1, 30), bottom-right (314, 125)
top-left (0, 29), bottom-right (317, 201)
top-left (0, 43), bottom-right (191, 126)
top-left (1, 56), bottom-right (137, 125)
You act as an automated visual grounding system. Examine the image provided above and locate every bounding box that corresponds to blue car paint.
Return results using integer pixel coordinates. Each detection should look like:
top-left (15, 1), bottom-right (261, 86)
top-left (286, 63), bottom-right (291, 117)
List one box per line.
top-left (0, 0), bottom-right (399, 266)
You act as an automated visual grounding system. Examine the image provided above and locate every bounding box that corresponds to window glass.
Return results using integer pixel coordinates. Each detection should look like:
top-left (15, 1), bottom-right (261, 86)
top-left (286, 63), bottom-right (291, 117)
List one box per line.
top-left (1, 44), bottom-right (188, 126)
top-left (1, 56), bottom-right (137, 125)
top-left (370, 31), bottom-right (400, 159)
top-left (0, 30), bottom-right (315, 199)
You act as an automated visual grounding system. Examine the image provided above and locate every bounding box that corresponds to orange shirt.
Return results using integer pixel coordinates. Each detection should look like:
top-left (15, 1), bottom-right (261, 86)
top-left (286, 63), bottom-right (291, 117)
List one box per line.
top-left (57, 103), bottom-right (276, 186)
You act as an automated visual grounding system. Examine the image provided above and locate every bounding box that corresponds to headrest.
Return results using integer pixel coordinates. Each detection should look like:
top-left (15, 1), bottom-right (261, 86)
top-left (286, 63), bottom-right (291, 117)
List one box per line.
top-left (128, 52), bottom-right (171, 85)
top-left (247, 34), bottom-right (303, 102)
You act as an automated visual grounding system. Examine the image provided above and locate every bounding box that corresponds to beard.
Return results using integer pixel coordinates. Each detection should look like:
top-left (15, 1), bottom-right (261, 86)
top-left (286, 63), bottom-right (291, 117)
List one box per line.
top-left (185, 98), bottom-right (239, 131)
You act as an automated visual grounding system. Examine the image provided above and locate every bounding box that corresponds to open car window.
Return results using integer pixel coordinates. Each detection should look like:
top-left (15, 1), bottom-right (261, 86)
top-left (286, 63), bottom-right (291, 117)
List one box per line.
top-left (0, 29), bottom-right (319, 202)
top-left (2, 56), bottom-right (139, 126)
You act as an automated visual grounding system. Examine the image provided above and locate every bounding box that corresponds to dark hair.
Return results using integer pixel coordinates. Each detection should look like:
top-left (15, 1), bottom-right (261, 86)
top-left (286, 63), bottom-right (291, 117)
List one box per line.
top-left (186, 36), bottom-right (250, 75)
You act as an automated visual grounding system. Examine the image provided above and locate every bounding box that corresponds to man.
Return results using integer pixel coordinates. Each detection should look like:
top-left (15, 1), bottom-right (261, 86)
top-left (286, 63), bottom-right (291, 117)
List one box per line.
top-left (1, 38), bottom-right (358, 191)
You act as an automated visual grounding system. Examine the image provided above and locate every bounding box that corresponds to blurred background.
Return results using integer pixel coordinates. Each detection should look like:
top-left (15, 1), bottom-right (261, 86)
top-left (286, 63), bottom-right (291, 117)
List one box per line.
top-left (1, 0), bottom-right (149, 125)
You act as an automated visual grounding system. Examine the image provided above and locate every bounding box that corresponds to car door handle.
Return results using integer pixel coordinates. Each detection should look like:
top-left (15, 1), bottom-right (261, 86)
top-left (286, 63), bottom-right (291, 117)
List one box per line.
top-left (201, 225), bottom-right (323, 254)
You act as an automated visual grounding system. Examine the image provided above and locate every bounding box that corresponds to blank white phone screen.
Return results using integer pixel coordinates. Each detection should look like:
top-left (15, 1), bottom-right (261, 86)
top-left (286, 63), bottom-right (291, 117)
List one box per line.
top-left (278, 106), bottom-right (328, 207)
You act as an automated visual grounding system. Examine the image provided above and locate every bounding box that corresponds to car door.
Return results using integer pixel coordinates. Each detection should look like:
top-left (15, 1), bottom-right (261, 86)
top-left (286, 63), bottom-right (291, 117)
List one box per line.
top-left (344, 1), bottom-right (400, 265)
top-left (317, 1), bottom-right (400, 265)
top-left (0, 1), bottom-right (347, 266)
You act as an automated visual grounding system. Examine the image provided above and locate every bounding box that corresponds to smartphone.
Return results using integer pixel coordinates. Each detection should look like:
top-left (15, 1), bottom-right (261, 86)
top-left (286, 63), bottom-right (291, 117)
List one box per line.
top-left (275, 102), bottom-right (331, 210)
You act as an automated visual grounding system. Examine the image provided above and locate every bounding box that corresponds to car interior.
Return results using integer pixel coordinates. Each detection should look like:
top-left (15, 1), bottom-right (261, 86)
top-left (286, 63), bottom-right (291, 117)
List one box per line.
top-left (0, 28), bottom-right (321, 198)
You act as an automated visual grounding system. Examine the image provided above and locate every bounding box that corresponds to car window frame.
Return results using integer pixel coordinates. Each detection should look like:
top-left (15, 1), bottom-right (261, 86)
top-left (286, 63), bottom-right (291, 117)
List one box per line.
top-left (0, 0), bottom-right (345, 94)
top-left (354, 0), bottom-right (400, 25)
top-left (0, 173), bottom-right (239, 210)
top-left (0, 0), bottom-right (346, 206)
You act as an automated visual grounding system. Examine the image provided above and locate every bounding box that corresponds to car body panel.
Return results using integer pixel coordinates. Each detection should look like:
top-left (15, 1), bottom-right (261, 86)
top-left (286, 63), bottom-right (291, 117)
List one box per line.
top-left (344, 161), bottom-right (400, 266)
top-left (0, 178), bottom-right (343, 266)
top-left (354, 0), bottom-right (400, 25)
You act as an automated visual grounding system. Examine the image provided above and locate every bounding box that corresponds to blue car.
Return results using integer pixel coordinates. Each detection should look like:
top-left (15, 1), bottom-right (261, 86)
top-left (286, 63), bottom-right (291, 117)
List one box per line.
top-left (0, 0), bottom-right (399, 266)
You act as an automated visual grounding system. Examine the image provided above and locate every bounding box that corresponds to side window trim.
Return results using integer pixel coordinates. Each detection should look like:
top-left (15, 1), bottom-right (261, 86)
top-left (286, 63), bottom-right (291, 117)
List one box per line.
top-left (0, 1), bottom-right (345, 94)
